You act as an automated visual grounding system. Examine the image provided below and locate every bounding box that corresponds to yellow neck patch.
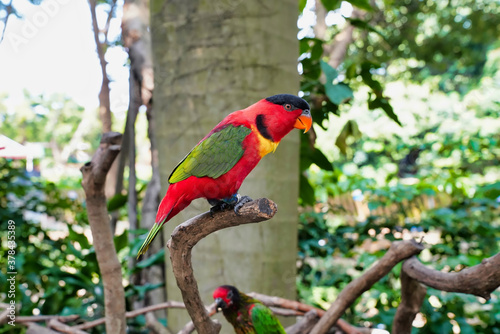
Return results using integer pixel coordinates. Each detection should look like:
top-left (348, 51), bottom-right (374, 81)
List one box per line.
top-left (251, 125), bottom-right (279, 157)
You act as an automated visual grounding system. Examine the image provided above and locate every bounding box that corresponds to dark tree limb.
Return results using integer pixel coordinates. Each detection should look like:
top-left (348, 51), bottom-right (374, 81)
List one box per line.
top-left (167, 198), bottom-right (278, 334)
top-left (403, 253), bottom-right (500, 299)
top-left (392, 265), bottom-right (427, 334)
top-left (309, 240), bottom-right (424, 334)
top-left (286, 310), bottom-right (320, 334)
top-left (80, 132), bottom-right (125, 334)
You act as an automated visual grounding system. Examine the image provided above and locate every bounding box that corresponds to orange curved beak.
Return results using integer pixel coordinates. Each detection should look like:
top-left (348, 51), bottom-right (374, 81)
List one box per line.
top-left (294, 110), bottom-right (312, 133)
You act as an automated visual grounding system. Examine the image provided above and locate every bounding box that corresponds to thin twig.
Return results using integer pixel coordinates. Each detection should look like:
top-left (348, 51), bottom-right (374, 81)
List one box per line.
top-left (74, 301), bottom-right (185, 330)
top-left (17, 315), bottom-right (79, 324)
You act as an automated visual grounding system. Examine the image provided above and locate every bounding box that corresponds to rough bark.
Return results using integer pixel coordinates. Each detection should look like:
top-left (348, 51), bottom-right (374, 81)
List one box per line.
top-left (309, 240), bottom-right (424, 334)
top-left (151, 1), bottom-right (301, 331)
top-left (403, 253), bottom-right (500, 299)
top-left (80, 132), bottom-right (126, 334)
top-left (167, 198), bottom-right (278, 334)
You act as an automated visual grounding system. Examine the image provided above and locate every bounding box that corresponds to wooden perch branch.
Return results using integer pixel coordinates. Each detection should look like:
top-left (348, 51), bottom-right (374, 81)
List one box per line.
top-left (80, 132), bottom-right (125, 334)
top-left (73, 301), bottom-right (185, 331)
top-left (248, 292), bottom-right (375, 333)
top-left (286, 310), bottom-right (320, 334)
top-left (248, 292), bottom-right (325, 316)
top-left (402, 253), bottom-right (500, 299)
top-left (392, 266), bottom-right (427, 334)
top-left (167, 198), bottom-right (278, 334)
top-left (309, 240), bottom-right (424, 334)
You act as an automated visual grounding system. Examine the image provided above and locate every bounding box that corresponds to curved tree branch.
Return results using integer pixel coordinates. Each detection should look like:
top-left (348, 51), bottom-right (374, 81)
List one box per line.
top-left (167, 198), bottom-right (278, 334)
top-left (309, 240), bottom-right (424, 334)
top-left (402, 253), bottom-right (500, 300)
top-left (392, 265), bottom-right (427, 334)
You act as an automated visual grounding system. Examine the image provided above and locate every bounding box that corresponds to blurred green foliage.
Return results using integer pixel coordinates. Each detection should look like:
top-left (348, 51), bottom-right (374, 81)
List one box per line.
top-left (0, 160), bottom-right (164, 333)
top-left (297, 0), bottom-right (500, 331)
top-left (1, 0), bottom-right (499, 333)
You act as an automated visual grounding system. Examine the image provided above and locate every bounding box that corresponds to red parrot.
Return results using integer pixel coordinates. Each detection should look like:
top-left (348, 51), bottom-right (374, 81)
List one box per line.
top-left (137, 94), bottom-right (311, 256)
top-left (213, 285), bottom-right (286, 334)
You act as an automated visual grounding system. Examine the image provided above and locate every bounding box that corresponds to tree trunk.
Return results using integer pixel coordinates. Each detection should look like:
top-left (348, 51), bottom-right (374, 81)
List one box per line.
top-left (151, 0), bottom-right (300, 332)
top-left (122, 0), bottom-right (165, 320)
top-left (88, 0), bottom-right (120, 199)
top-left (80, 132), bottom-right (126, 334)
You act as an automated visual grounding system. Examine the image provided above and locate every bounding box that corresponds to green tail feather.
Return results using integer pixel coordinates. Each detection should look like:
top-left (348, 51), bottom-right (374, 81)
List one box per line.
top-left (137, 223), bottom-right (163, 258)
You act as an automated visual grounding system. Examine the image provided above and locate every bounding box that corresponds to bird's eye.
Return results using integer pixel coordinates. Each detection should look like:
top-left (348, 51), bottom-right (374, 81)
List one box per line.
top-left (284, 104), bottom-right (293, 111)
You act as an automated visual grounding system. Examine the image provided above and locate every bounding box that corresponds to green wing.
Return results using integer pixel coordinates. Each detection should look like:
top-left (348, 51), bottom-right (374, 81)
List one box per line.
top-left (168, 125), bottom-right (252, 184)
top-left (250, 303), bottom-right (286, 334)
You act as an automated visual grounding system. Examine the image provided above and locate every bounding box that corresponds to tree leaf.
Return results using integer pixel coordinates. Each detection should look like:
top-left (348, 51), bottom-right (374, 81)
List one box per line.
top-left (347, 18), bottom-right (387, 40)
top-left (107, 193), bottom-right (128, 211)
top-left (311, 148), bottom-right (334, 171)
top-left (135, 249), bottom-right (165, 269)
top-left (114, 230), bottom-right (129, 253)
top-left (321, 60), bottom-right (353, 105)
top-left (299, 0), bottom-right (308, 12)
top-left (346, 0), bottom-right (373, 12)
top-left (368, 96), bottom-right (401, 126)
top-left (335, 120), bottom-right (362, 154)
top-left (68, 226), bottom-right (91, 250)
top-left (325, 83), bottom-right (354, 105)
top-left (320, 0), bottom-right (342, 11)
top-left (320, 60), bottom-right (339, 81)
top-left (300, 173), bottom-right (316, 206)
top-left (311, 41), bottom-right (324, 61)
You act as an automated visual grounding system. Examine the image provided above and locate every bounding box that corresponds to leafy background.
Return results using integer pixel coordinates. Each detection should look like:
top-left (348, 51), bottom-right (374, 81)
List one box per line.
top-left (1, 0), bottom-right (500, 333)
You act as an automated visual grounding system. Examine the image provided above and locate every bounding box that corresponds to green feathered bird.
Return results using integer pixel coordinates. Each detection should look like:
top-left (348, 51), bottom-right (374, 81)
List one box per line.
top-left (213, 285), bottom-right (286, 334)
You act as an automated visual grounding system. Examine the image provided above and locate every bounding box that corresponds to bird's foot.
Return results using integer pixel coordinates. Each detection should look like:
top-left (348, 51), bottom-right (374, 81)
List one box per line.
top-left (209, 201), bottom-right (232, 216)
top-left (234, 195), bottom-right (253, 216)
top-left (209, 194), bottom-right (240, 217)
